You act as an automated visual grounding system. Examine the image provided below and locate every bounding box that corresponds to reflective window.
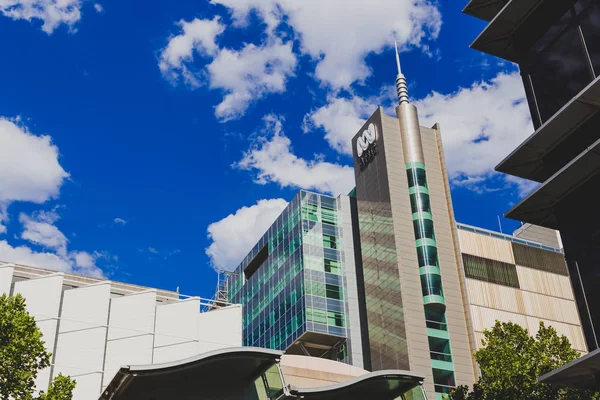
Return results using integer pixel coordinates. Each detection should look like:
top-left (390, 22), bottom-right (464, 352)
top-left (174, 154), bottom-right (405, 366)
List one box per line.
top-left (413, 218), bottom-right (435, 240)
top-left (421, 273), bottom-right (443, 297)
top-left (429, 337), bottom-right (452, 363)
top-left (417, 245), bottom-right (439, 268)
top-left (325, 284), bottom-right (343, 300)
top-left (407, 168), bottom-right (428, 188)
top-left (433, 368), bottom-right (456, 395)
top-left (410, 193), bottom-right (431, 214)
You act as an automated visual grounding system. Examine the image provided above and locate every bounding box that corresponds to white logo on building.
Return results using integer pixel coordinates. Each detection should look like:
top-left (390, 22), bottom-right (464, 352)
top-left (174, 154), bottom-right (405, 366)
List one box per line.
top-left (356, 122), bottom-right (378, 168)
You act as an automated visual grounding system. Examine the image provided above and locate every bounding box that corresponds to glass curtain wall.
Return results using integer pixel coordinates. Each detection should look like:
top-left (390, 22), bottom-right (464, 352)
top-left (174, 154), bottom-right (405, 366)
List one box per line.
top-left (228, 191), bottom-right (350, 362)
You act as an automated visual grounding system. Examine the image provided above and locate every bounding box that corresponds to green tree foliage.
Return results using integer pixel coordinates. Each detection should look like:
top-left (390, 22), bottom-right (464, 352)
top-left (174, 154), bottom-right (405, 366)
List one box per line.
top-left (447, 321), bottom-right (597, 400)
top-left (0, 294), bottom-right (76, 400)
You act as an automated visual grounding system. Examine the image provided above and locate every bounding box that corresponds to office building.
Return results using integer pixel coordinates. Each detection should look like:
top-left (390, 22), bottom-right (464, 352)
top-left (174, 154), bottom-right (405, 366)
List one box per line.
top-left (464, 0), bottom-right (600, 352)
top-left (226, 190), bottom-right (363, 366)
top-left (225, 46), bottom-right (587, 399)
top-left (0, 262), bottom-right (242, 400)
top-left (457, 223), bottom-right (586, 354)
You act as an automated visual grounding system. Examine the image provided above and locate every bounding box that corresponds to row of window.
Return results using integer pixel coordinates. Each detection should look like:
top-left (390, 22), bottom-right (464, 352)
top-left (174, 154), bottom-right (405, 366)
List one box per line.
top-left (306, 307), bottom-right (345, 327)
top-left (462, 244), bottom-right (569, 287)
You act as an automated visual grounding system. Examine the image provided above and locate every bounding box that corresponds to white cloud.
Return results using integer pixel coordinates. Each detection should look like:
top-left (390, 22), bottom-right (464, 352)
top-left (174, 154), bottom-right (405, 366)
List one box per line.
top-left (93, 3), bottom-right (102, 13)
top-left (236, 115), bottom-right (355, 195)
top-left (148, 247), bottom-right (158, 254)
top-left (303, 94), bottom-right (384, 155)
top-left (0, 241), bottom-right (104, 278)
top-left (415, 72), bottom-right (534, 193)
top-left (113, 217), bottom-right (126, 226)
top-left (20, 211), bottom-right (68, 256)
top-left (0, 0), bottom-right (82, 33)
top-left (159, 18), bottom-right (296, 120)
top-left (0, 117), bottom-right (69, 232)
top-left (208, 39), bottom-right (296, 120)
top-left (5, 209), bottom-right (105, 278)
top-left (159, 17), bottom-right (225, 87)
top-left (210, 0), bottom-right (441, 88)
top-left (206, 198), bottom-right (287, 270)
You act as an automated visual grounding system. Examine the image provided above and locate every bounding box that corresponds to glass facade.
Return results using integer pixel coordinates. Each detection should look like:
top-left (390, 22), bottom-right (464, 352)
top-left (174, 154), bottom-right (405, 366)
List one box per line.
top-left (227, 190), bottom-right (352, 362)
top-left (518, 0), bottom-right (600, 129)
top-left (351, 109), bottom-right (410, 371)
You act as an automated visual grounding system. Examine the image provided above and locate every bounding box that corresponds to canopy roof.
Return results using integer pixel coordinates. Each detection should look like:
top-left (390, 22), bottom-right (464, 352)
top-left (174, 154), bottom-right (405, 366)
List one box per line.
top-left (463, 0), bottom-right (508, 21)
top-left (496, 77), bottom-right (600, 182)
top-left (505, 138), bottom-right (600, 229)
top-left (538, 348), bottom-right (600, 390)
top-left (470, 0), bottom-right (542, 62)
top-left (100, 347), bottom-right (426, 400)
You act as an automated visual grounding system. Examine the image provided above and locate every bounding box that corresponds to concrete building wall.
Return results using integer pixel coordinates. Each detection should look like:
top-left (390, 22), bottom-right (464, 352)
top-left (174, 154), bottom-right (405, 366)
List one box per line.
top-left (379, 111), bottom-right (436, 395)
top-left (0, 263), bottom-right (242, 400)
top-left (424, 125), bottom-right (477, 389)
top-left (280, 354), bottom-right (366, 388)
top-left (513, 223), bottom-right (562, 249)
top-left (457, 229), bottom-right (587, 354)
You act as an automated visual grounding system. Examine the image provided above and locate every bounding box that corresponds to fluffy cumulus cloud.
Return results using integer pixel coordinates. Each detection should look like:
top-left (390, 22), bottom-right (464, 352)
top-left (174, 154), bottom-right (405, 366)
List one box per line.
top-left (208, 39), bottom-right (296, 120)
top-left (206, 198), bottom-right (288, 270)
top-left (415, 72), bottom-right (535, 194)
top-left (158, 17), bottom-right (225, 87)
top-left (19, 210), bottom-right (67, 256)
top-left (159, 18), bottom-right (296, 120)
top-left (0, 117), bottom-right (69, 232)
top-left (303, 93), bottom-right (388, 155)
top-left (0, 119), bottom-right (104, 277)
top-left (210, 0), bottom-right (441, 88)
top-left (0, 0), bottom-right (83, 33)
top-left (2, 209), bottom-right (106, 278)
top-left (236, 115), bottom-right (355, 195)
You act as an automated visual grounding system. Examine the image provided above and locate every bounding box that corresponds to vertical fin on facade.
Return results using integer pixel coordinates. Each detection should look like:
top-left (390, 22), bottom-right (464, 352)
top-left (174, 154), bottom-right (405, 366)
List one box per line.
top-left (394, 41), bottom-right (409, 105)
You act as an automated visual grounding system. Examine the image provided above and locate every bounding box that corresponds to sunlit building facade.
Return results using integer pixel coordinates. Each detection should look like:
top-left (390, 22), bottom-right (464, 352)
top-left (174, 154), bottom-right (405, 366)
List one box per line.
top-left (227, 191), bottom-right (364, 367)
top-left (226, 48), bottom-right (588, 399)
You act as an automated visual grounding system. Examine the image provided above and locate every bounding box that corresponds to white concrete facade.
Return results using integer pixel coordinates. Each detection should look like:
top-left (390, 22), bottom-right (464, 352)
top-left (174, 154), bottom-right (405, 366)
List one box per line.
top-left (0, 263), bottom-right (242, 400)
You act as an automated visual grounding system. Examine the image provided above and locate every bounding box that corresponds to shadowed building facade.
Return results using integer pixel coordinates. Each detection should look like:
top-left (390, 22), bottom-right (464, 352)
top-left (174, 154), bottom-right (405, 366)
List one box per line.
top-left (464, 0), bottom-right (600, 353)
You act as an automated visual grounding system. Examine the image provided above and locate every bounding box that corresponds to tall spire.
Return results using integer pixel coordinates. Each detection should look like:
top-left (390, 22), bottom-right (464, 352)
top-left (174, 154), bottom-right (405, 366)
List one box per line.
top-left (394, 41), bottom-right (409, 105)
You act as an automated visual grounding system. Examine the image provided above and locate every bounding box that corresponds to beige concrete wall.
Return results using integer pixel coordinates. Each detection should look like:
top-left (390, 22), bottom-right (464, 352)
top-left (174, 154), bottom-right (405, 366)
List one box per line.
top-left (458, 229), bottom-right (515, 264)
top-left (280, 355), bottom-right (366, 388)
top-left (380, 112), bottom-right (435, 397)
top-left (378, 111), bottom-right (476, 396)
top-left (424, 125), bottom-right (476, 388)
top-left (513, 223), bottom-right (561, 249)
top-left (458, 228), bottom-right (587, 353)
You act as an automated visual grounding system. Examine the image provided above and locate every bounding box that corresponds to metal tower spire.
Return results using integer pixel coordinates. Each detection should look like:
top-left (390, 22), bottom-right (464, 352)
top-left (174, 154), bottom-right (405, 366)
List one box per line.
top-left (395, 41), bottom-right (409, 105)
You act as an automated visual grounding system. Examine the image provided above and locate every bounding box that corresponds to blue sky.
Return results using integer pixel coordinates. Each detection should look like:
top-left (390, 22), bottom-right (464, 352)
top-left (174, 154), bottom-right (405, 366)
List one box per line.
top-left (0, 0), bottom-right (536, 298)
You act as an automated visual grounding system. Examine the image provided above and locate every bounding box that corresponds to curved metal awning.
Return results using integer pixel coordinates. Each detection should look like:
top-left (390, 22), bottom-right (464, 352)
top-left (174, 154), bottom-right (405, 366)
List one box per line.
top-left (99, 347), bottom-right (427, 400)
top-left (288, 370), bottom-right (426, 400)
top-left (100, 347), bottom-right (283, 400)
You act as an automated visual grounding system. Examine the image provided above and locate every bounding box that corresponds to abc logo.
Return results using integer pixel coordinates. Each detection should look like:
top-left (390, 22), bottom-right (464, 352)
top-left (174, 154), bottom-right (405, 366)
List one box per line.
top-left (356, 122), bottom-right (378, 168)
